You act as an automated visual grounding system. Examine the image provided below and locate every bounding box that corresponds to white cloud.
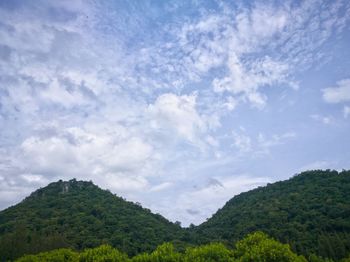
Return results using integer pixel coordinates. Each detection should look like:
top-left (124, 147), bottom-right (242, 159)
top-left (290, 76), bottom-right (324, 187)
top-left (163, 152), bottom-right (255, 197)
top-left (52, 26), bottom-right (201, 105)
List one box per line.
top-left (310, 114), bottom-right (333, 125)
top-left (99, 173), bottom-right (149, 193)
top-left (344, 106), bottom-right (350, 118)
top-left (18, 125), bottom-right (156, 189)
top-left (148, 93), bottom-right (207, 146)
top-left (232, 132), bottom-right (252, 153)
top-left (256, 132), bottom-right (296, 154)
top-left (222, 96), bottom-right (237, 111)
top-left (0, 187), bottom-right (33, 208)
top-left (40, 78), bottom-right (88, 108)
top-left (177, 8), bottom-right (291, 108)
top-left (212, 50), bottom-right (289, 109)
top-left (102, 137), bottom-right (153, 173)
top-left (169, 175), bottom-right (270, 226)
top-left (322, 79), bottom-right (350, 103)
top-left (175, 1), bottom-right (349, 110)
top-left (231, 131), bottom-right (296, 155)
top-left (297, 160), bottom-right (338, 173)
top-left (205, 135), bottom-right (219, 147)
top-left (20, 174), bottom-right (47, 183)
top-left (0, 0), bottom-right (349, 225)
top-left (21, 136), bottom-right (81, 176)
top-left (149, 182), bottom-right (173, 192)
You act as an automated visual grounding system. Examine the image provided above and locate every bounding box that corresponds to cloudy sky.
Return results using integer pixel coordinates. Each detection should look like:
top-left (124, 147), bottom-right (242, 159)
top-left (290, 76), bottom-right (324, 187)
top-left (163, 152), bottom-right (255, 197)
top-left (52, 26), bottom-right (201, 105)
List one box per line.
top-left (0, 0), bottom-right (350, 226)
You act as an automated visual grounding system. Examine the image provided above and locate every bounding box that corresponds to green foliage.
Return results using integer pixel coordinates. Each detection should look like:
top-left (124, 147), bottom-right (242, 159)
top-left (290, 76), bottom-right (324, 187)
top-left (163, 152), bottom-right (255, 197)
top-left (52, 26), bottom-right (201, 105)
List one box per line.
top-left (16, 248), bottom-right (78, 262)
top-left (308, 254), bottom-right (334, 262)
top-left (79, 245), bottom-right (129, 262)
top-left (132, 243), bottom-right (181, 262)
top-left (16, 232), bottom-right (308, 262)
top-left (340, 257), bottom-right (350, 262)
top-left (233, 232), bottom-right (306, 262)
top-left (2, 170), bottom-right (350, 261)
top-left (0, 180), bottom-right (181, 260)
top-left (193, 170), bottom-right (350, 261)
top-left (183, 243), bottom-right (234, 262)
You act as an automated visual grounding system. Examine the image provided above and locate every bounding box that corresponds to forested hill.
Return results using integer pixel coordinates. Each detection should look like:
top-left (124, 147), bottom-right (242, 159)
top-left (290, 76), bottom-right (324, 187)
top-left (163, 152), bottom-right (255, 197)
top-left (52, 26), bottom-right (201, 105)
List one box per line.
top-left (0, 179), bottom-right (183, 260)
top-left (1, 170), bottom-right (350, 261)
top-left (192, 170), bottom-right (350, 260)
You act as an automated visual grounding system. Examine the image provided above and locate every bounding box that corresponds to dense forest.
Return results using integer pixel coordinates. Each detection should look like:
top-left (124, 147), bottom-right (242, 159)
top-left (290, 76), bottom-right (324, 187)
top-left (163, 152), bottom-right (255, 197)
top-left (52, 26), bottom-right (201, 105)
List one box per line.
top-left (16, 232), bottom-right (326, 262)
top-left (192, 170), bottom-right (350, 260)
top-left (0, 170), bottom-right (350, 261)
top-left (0, 180), bottom-right (182, 260)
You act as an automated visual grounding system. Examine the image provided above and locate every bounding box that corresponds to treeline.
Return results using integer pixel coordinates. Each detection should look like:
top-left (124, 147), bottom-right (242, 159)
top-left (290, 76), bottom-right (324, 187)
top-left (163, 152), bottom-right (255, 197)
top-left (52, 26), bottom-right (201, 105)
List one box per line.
top-left (1, 170), bottom-right (350, 261)
top-left (17, 232), bottom-right (341, 262)
top-left (0, 180), bottom-right (182, 260)
top-left (192, 170), bottom-right (350, 260)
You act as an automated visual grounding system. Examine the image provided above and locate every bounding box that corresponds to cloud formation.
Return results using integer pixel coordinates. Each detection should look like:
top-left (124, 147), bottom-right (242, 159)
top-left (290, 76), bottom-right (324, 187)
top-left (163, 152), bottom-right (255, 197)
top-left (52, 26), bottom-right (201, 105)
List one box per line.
top-left (323, 79), bottom-right (350, 103)
top-left (0, 0), bottom-right (349, 225)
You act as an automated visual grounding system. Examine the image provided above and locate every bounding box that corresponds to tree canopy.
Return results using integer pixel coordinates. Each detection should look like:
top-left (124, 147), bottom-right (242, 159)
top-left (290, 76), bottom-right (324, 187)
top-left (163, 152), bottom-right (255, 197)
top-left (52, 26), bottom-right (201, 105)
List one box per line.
top-left (1, 170), bottom-right (350, 261)
top-left (16, 232), bottom-right (309, 262)
top-left (192, 170), bottom-right (350, 260)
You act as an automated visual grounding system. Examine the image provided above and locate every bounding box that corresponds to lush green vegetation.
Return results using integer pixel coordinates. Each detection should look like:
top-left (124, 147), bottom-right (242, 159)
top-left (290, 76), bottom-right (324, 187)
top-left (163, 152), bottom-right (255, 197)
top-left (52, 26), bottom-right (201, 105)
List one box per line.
top-left (1, 170), bottom-right (350, 261)
top-left (0, 180), bottom-right (182, 260)
top-left (16, 232), bottom-right (311, 261)
top-left (192, 170), bottom-right (350, 260)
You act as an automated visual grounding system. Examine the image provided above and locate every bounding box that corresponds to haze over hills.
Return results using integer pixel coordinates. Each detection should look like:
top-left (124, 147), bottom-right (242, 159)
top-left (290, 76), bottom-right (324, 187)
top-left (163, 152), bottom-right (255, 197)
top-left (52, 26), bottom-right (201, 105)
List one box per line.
top-left (0, 170), bottom-right (350, 261)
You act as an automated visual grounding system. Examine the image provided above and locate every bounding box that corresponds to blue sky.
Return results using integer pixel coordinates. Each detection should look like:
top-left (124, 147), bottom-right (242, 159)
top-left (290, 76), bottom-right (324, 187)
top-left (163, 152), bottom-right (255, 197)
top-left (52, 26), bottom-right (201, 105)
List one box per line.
top-left (0, 0), bottom-right (349, 226)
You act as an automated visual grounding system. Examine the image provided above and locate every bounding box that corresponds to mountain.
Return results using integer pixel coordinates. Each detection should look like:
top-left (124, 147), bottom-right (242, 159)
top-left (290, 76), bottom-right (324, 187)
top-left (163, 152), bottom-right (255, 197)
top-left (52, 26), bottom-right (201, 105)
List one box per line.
top-left (1, 170), bottom-right (350, 261)
top-left (192, 170), bottom-right (350, 260)
top-left (0, 179), bottom-right (183, 261)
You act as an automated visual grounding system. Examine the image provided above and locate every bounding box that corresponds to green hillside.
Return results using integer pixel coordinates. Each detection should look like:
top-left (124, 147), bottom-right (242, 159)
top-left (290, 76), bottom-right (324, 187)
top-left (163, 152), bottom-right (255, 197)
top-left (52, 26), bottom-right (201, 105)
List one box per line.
top-left (0, 179), bottom-right (183, 261)
top-left (192, 170), bottom-right (350, 260)
top-left (16, 232), bottom-right (310, 262)
top-left (1, 170), bottom-right (350, 261)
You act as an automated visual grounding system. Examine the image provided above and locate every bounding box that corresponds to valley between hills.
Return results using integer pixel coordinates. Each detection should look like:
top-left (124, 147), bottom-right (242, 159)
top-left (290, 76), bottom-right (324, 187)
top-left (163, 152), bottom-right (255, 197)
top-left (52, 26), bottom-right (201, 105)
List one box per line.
top-left (0, 170), bottom-right (350, 261)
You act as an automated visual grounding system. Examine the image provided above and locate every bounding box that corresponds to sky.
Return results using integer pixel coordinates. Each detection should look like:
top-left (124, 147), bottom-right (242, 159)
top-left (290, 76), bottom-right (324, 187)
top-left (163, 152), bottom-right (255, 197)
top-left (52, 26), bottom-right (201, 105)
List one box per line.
top-left (0, 0), bottom-right (350, 226)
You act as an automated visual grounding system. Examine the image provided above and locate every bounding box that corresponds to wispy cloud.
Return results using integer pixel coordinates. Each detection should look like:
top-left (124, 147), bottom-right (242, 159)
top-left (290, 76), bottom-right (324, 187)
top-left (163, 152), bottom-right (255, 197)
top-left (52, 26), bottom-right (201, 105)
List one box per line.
top-left (231, 130), bottom-right (296, 156)
top-left (297, 160), bottom-right (339, 173)
top-left (310, 114), bottom-right (333, 125)
top-left (322, 78), bottom-right (350, 119)
top-left (0, 0), bottom-right (349, 225)
top-left (344, 106), bottom-right (350, 118)
top-left (170, 175), bottom-right (270, 226)
top-left (323, 79), bottom-right (350, 103)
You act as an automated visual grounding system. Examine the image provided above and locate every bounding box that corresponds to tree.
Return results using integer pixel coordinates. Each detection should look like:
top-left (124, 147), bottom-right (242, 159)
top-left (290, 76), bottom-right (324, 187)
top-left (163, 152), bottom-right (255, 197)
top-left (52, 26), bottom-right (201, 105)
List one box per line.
top-left (16, 248), bottom-right (78, 262)
top-left (184, 242), bottom-right (234, 262)
top-left (233, 232), bottom-right (307, 262)
top-left (79, 245), bottom-right (129, 262)
top-left (132, 243), bottom-right (181, 262)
